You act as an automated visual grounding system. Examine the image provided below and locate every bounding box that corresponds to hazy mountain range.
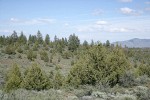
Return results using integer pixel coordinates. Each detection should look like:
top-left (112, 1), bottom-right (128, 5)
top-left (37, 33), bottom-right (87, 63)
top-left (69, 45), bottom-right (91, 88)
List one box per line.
top-left (113, 38), bottom-right (150, 48)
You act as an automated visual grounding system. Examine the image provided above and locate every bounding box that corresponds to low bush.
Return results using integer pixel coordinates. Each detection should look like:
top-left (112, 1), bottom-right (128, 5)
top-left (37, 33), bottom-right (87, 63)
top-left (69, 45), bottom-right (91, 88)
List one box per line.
top-left (17, 47), bottom-right (23, 53)
top-left (5, 45), bottom-right (16, 55)
top-left (22, 63), bottom-right (51, 91)
top-left (27, 50), bottom-right (37, 61)
top-left (119, 70), bottom-right (136, 87)
top-left (40, 51), bottom-right (49, 62)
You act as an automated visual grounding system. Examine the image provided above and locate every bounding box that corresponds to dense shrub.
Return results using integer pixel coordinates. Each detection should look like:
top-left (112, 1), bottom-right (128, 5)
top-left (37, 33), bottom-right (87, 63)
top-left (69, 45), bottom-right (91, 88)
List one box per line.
top-left (17, 47), bottom-right (23, 53)
top-left (62, 51), bottom-right (71, 59)
top-left (67, 44), bottom-right (130, 87)
top-left (136, 87), bottom-right (150, 100)
top-left (53, 71), bottom-right (64, 89)
top-left (138, 64), bottom-right (150, 77)
top-left (119, 70), bottom-right (136, 87)
top-left (40, 51), bottom-right (49, 62)
top-left (5, 45), bottom-right (16, 55)
top-left (4, 64), bottom-right (22, 92)
top-left (27, 50), bottom-right (37, 61)
top-left (22, 63), bottom-right (51, 91)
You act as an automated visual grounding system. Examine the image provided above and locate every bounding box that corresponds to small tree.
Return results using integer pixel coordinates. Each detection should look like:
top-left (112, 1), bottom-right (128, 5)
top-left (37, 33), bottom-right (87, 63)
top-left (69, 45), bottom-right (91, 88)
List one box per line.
top-left (138, 64), bottom-right (150, 77)
top-left (4, 64), bottom-right (22, 92)
top-left (106, 40), bottom-right (110, 47)
top-left (22, 63), bottom-right (51, 91)
top-left (37, 30), bottom-right (43, 44)
top-left (68, 34), bottom-right (80, 52)
top-left (45, 34), bottom-right (50, 45)
top-left (53, 71), bottom-right (63, 89)
top-left (40, 51), bottom-right (49, 62)
top-left (5, 45), bottom-right (16, 55)
top-left (27, 49), bottom-right (37, 61)
top-left (17, 47), bottom-right (23, 53)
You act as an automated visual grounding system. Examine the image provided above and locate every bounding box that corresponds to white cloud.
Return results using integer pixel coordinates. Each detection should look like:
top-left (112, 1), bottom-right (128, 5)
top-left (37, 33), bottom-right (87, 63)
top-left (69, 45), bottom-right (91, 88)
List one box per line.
top-left (0, 29), bottom-right (12, 33)
top-left (145, 7), bottom-right (150, 11)
top-left (92, 9), bottom-right (104, 16)
top-left (9, 18), bottom-right (55, 25)
top-left (96, 21), bottom-right (108, 25)
top-left (145, 1), bottom-right (150, 4)
top-left (77, 20), bottom-right (108, 32)
top-left (109, 28), bottom-right (131, 33)
top-left (10, 18), bottom-right (19, 22)
top-left (120, 7), bottom-right (134, 14)
top-left (64, 23), bottom-right (69, 26)
top-left (119, 0), bottom-right (132, 3)
top-left (120, 7), bottom-right (142, 15)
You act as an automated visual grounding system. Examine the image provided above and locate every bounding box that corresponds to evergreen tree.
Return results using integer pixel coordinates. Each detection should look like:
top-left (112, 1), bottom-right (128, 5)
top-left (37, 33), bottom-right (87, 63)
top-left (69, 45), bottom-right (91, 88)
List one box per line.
top-left (67, 44), bottom-right (130, 87)
top-left (18, 31), bottom-right (27, 44)
top-left (68, 34), bottom-right (80, 52)
top-left (106, 46), bottom-right (130, 86)
top-left (90, 40), bottom-right (94, 47)
top-left (37, 30), bottom-right (43, 44)
top-left (53, 71), bottom-right (63, 89)
top-left (0, 35), bottom-right (5, 45)
top-left (28, 34), bottom-right (37, 44)
top-left (4, 64), bottom-right (22, 92)
top-left (83, 40), bottom-right (89, 49)
top-left (27, 49), bottom-right (37, 61)
top-left (64, 37), bottom-right (68, 46)
top-left (45, 34), bottom-right (50, 45)
top-left (40, 51), bottom-right (49, 62)
top-left (54, 35), bottom-right (58, 42)
top-left (106, 40), bottom-right (110, 47)
top-left (10, 30), bottom-right (18, 43)
top-left (5, 45), bottom-right (16, 55)
top-left (22, 63), bottom-right (51, 91)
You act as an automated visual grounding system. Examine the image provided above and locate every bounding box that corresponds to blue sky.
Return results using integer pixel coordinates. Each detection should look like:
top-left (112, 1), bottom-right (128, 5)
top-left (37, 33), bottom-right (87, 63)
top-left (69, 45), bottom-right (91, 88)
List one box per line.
top-left (0, 0), bottom-right (150, 42)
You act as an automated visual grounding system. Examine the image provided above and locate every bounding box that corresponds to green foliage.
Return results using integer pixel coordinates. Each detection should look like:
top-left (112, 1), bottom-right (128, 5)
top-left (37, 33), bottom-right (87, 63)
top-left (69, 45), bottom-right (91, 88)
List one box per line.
top-left (45, 34), bottom-right (50, 45)
top-left (37, 30), bottom-right (43, 44)
top-left (17, 47), bottom-right (23, 53)
top-left (27, 49), bottom-right (37, 61)
top-left (83, 40), bottom-right (89, 49)
top-left (24, 44), bottom-right (29, 50)
top-left (67, 44), bottom-right (130, 87)
top-left (32, 43), bottom-right (38, 51)
top-left (18, 31), bottom-right (27, 44)
top-left (0, 35), bottom-right (6, 45)
top-left (105, 40), bottom-right (110, 47)
top-left (68, 34), bottom-right (80, 52)
top-left (22, 63), bottom-right (51, 91)
top-left (10, 31), bottom-right (18, 43)
top-left (106, 46), bottom-right (130, 86)
top-left (138, 64), bottom-right (150, 77)
top-left (53, 71), bottom-right (64, 89)
top-left (119, 70), bottom-right (136, 87)
top-left (4, 64), bottom-right (22, 92)
top-left (62, 51), bottom-right (70, 59)
top-left (71, 60), bottom-right (74, 66)
top-left (40, 51), bottom-right (49, 62)
top-left (5, 45), bottom-right (16, 55)
top-left (28, 34), bottom-right (37, 44)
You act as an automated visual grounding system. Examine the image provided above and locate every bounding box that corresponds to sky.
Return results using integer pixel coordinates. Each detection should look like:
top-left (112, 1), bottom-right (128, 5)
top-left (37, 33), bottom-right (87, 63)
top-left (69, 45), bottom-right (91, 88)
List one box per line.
top-left (0, 0), bottom-right (150, 43)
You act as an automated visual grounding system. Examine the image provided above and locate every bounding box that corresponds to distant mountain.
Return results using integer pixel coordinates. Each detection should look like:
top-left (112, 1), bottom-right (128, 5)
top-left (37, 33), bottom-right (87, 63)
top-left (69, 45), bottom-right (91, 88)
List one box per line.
top-left (113, 38), bottom-right (150, 48)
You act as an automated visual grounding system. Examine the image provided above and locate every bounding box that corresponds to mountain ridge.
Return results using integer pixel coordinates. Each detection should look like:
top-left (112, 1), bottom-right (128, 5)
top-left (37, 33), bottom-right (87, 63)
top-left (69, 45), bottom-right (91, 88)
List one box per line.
top-left (113, 38), bottom-right (150, 48)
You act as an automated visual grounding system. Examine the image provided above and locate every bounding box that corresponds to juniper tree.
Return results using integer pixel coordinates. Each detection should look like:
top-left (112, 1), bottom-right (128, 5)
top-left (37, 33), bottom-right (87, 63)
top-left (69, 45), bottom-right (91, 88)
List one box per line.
top-left (22, 63), bottom-right (51, 91)
top-left (4, 64), bottom-right (22, 92)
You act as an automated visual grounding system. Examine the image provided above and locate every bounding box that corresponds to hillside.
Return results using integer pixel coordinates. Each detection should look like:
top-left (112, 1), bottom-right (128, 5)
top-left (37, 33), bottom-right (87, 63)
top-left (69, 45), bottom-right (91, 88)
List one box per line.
top-left (113, 38), bottom-right (150, 48)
